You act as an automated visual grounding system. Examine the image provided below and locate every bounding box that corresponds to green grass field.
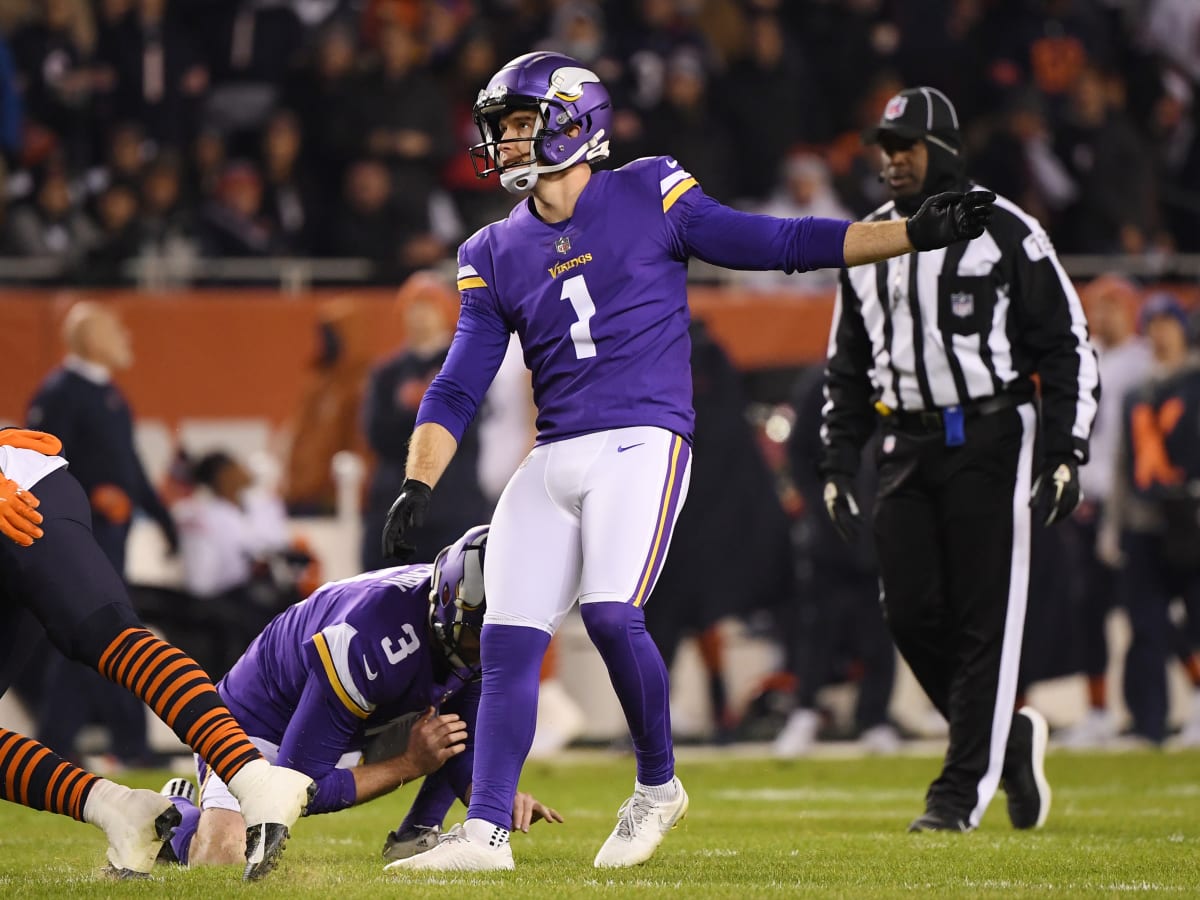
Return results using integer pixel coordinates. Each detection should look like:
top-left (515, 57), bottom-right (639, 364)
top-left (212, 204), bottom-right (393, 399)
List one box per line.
top-left (1, 748), bottom-right (1198, 898)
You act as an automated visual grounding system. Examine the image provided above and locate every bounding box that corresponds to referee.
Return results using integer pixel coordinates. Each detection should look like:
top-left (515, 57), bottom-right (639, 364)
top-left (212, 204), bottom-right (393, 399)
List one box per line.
top-left (819, 88), bottom-right (1099, 832)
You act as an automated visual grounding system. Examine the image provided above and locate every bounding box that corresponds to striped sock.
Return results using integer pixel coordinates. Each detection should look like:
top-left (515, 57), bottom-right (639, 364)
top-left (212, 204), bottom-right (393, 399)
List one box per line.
top-left (97, 627), bottom-right (262, 783)
top-left (0, 728), bottom-right (99, 821)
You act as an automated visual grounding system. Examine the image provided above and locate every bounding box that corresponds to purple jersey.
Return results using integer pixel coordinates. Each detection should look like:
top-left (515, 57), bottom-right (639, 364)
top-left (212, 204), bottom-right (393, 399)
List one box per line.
top-left (416, 157), bottom-right (849, 445)
top-left (218, 565), bottom-right (477, 812)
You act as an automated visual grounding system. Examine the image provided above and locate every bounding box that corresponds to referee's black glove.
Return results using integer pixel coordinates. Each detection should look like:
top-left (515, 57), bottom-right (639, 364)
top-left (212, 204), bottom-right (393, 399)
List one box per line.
top-left (1030, 458), bottom-right (1081, 526)
top-left (906, 190), bottom-right (996, 251)
top-left (823, 475), bottom-right (862, 545)
top-left (381, 478), bottom-right (432, 561)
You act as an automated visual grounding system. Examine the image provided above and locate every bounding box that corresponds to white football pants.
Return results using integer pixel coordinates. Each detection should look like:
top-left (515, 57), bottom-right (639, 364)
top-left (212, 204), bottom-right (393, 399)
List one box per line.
top-left (483, 426), bottom-right (692, 634)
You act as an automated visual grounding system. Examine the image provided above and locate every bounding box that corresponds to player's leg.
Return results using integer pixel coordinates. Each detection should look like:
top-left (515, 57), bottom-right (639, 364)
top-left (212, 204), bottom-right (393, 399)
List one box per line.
top-left (938, 405), bottom-right (1040, 831)
top-left (849, 569), bottom-right (900, 750)
top-left (0, 469), bottom-right (312, 879)
top-left (872, 431), bottom-right (964, 830)
top-left (1058, 513), bottom-right (1119, 746)
top-left (873, 443), bottom-right (955, 718)
top-left (387, 440), bottom-right (584, 872)
top-left (576, 427), bottom-right (692, 868)
top-left (0, 727), bottom-right (179, 877)
top-left (1121, 532), bottom-right (1173, 744)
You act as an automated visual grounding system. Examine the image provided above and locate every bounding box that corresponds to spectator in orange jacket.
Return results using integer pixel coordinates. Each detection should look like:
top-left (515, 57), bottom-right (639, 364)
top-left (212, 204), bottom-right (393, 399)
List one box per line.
top-left (281, 298), bottom-right (372, 515)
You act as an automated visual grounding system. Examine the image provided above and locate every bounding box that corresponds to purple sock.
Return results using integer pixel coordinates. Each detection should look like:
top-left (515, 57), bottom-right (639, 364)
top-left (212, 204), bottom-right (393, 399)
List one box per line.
top-left (167, 796), bottom-right (201, 865)
top-left (581, 602), bottom-right (674, 785)
top-left (399, 775), bottom-right (459, 831)
top-left (465, 623), bottom-right (551, 830)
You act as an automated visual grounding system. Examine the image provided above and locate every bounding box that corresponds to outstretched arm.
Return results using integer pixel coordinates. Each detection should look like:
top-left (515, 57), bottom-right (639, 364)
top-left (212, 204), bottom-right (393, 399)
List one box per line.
top-left (682, 190), bottom-right (994, 271)
top-left (842, 219), bottom-right (914, 267)
top-left (844, 191), bottom-right (995, 265)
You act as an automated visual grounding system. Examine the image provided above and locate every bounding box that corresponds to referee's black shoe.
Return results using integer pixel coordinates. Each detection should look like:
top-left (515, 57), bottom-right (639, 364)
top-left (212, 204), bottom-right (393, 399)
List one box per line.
top-left (1002, 706), bottom-right (1051, 829)
top-left (906, 810), bottom-right (972, 833)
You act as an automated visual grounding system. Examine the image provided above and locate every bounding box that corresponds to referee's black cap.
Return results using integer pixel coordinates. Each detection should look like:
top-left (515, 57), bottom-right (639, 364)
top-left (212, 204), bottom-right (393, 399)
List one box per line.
top-left (862, 87), bottom-right (962, 153)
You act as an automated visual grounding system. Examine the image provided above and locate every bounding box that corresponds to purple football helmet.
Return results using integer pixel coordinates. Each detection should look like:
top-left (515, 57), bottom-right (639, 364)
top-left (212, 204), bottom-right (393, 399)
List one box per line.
top-left (469, 51), bottom-right (612, 194)
top-left (429, 524), bottom-right (489, 671)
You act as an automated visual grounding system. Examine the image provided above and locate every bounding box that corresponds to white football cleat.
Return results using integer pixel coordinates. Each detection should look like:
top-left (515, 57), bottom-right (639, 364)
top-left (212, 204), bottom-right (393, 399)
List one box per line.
top-left (226, 760), bottom-right (316, 881)
top-left (384, 824), bottom-right (514, 872)
top-left (1057, 708), bottom-right (1117, 749)
top-left (593, 777), bottom-right (689, 868)
top-left (93, 786), bottom-right (181, 878)
top-left (859, 723), bottom-right (902, 755)
top-left (1177, 691), bottom-right (1200, 748)
top-left (159, 777), bottom-right (197, 805)
top-left (773, 709), bottom-right (819, 758)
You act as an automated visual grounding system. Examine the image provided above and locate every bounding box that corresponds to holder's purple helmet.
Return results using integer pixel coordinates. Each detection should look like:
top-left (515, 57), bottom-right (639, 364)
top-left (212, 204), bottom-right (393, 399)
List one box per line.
top-left (469, 51), bottom-right (612, 194)
top-left (429, 524), bottom-right (488, 672)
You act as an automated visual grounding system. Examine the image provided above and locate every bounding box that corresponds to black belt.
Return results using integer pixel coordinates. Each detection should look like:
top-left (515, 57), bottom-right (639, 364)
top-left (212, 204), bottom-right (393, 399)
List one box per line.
top-left (884, 393), bottom-right (1025, 435)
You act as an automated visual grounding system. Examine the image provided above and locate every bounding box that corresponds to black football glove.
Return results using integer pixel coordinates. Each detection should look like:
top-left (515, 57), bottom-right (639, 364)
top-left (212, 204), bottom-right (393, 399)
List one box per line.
top-left (906, 190), bottom-right (996, 251)
top-left (381, 478), bottom-right (432, 561)
top-left (823, 475), bottom-right (863, 545)
top-left (1030, 457), bottom-right (1081, 526)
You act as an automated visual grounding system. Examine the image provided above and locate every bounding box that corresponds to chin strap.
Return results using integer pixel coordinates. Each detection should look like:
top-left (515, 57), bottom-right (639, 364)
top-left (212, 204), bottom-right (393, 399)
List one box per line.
top-left (500, 165), bottom-right (537, 194)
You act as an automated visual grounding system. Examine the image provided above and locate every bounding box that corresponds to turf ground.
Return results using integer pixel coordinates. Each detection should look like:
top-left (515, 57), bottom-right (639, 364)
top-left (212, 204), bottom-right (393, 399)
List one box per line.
top-left (0, 747), bottom-right (1197, 898)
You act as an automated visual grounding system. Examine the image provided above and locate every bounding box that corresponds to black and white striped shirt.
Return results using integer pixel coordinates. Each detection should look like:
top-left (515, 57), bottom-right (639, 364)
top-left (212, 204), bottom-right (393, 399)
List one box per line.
top-left (821, 188), bottom-right (1100, 474)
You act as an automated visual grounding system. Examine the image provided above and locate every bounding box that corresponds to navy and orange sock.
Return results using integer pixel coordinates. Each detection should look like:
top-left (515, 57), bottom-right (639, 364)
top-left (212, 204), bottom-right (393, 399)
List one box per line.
top-left (0, 728), bottom-right (98, 820)
top-left (97, 628), bottom-right (262, 783)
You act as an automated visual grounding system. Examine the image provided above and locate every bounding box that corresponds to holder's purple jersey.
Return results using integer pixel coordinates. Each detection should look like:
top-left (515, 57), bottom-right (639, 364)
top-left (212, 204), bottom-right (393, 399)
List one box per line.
top-left (217, 565), bottom-right (477, 810)
top-left (416, 156), bottom-right (849, 445)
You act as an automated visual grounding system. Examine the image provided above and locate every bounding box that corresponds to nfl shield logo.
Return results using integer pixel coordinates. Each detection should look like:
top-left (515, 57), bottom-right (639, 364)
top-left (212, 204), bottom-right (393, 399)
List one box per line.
top-left (554, 235), bottom-right (572, 255)
top-left (950, 291), bottom-right (974, 318)
top-left (884, 95), bottom-right (907, 120)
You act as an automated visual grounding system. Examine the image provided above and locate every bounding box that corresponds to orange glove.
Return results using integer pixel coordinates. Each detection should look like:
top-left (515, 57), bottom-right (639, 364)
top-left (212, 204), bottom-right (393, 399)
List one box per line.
top-left (0, 478), bottom-right (44, 547)
top-left (90, 484), bottom-right (132, 524)
top-left (0, 429), bottom-right (63, 456)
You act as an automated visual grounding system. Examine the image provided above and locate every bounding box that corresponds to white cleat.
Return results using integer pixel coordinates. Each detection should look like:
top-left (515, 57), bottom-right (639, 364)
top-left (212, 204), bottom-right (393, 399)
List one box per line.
top-left (1057, 708), bottom-right (1118, 749)
top-left (384, 824), bottom-right (514, 872)
top-left (859, 723), bottom-right (903, 755)
top-left (100, 788), bottom-right (182, 878)
top-left (1177, 691), bottom-right (1200, 748)
top-left (159, 777), bottom-right (197, 805)
top-left (593, 777), bottom-right (689, 868)
top-left (773, 709), bottom-right (819, 758)
top-left (226, 760), bottom-right (316, 881)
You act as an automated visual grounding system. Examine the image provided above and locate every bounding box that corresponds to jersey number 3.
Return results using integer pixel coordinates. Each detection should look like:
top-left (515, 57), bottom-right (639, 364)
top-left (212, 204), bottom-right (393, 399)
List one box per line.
top-left (382, 623), bottom-right (421, 665)
top-left (560, 274), bottom-right (597, 359)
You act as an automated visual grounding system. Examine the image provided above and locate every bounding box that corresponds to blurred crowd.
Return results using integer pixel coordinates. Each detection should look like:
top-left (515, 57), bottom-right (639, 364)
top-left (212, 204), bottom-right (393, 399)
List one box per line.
top-left (0, 0), bottom-right (1198, 285)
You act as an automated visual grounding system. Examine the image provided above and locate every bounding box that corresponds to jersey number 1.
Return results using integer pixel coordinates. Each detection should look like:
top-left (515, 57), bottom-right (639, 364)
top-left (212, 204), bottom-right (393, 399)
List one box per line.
top-left (560, 274), bottom-right (597, 359)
